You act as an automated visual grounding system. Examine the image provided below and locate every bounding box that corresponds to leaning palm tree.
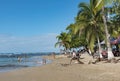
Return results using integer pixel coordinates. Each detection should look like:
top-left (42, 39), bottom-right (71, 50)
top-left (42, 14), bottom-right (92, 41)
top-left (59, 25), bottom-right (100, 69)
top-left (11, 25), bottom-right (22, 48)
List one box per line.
top-left (76, 0), bottom-right (105, 58)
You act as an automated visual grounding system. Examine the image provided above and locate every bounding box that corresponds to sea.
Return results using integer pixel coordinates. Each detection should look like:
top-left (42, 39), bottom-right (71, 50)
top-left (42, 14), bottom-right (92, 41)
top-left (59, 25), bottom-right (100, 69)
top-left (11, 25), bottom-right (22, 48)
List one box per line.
top-left (0, 52), bottom-right (53, 73)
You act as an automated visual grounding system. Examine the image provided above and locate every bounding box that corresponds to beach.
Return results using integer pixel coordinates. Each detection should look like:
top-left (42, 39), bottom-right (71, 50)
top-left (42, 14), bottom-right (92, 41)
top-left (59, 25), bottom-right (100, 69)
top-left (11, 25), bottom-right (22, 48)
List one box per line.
top-left (0, 53), bottom-right (120, 81)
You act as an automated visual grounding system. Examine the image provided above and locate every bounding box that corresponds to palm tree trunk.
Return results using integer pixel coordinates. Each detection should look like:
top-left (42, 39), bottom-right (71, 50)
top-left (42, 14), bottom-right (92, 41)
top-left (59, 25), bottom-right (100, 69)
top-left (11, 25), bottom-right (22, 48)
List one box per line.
top-left (102, 7), bottom-right (114, 60)
top-left (96, 34), bottom-right (103, 59)
top-left (95, 24), bottom-right (103, 59)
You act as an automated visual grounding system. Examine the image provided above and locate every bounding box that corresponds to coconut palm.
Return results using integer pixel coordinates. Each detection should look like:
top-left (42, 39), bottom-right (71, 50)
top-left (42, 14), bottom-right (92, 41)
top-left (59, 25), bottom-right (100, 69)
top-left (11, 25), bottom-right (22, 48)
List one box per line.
top-left (66, 24), bottom-right (87, 50)
top-left (76, 0), bottom-right (105, 58)
top-left (55, 32), bottom-right (71, 52)
top-left (66, 24), bottom-right (79, 35)
top-left (95, 0), bottom-right (120, 59)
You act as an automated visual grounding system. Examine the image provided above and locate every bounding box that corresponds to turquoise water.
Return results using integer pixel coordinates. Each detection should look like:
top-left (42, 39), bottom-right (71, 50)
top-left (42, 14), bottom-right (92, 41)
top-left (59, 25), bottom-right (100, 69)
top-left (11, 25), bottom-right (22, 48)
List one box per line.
top-left (0, 53), bottom-right (52, 72)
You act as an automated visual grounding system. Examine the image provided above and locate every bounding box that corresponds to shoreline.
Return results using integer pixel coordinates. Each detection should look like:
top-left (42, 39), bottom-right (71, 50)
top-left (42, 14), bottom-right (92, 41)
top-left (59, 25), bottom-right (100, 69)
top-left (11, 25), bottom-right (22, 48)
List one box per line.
top-left (0, 55), bottom-right (52, 73)
top-left (0, 53), bottom-right (120, 81)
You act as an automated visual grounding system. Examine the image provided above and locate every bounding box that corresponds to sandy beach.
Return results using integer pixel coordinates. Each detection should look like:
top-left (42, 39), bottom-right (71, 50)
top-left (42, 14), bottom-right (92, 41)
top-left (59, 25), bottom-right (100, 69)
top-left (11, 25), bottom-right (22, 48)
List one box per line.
top-left (0, 53), bottom-right (120, 81)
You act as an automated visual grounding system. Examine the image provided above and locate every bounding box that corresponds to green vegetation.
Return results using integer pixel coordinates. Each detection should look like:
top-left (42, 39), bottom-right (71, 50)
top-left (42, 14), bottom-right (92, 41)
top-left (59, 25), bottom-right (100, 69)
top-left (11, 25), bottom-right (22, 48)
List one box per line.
top-left (55, 0), bottom-right (120, 60)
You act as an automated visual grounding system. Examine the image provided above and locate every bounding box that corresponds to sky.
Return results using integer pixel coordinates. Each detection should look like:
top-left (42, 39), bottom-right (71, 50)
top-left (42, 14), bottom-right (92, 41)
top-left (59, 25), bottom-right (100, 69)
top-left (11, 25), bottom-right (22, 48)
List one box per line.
top-left (0, 0), bottom-right (89, 53)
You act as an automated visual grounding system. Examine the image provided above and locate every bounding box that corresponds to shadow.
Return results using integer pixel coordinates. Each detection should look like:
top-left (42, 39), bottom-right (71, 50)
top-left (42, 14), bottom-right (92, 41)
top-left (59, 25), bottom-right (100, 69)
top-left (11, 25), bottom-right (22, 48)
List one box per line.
top-left (60, 63), bottom-right (70, 67)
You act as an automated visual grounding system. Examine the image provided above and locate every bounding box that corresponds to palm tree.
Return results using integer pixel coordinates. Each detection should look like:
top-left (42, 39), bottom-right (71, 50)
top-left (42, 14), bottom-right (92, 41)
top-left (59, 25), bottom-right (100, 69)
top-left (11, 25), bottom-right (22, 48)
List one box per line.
top-left (66, 24), bottom-right (79, 35)
top-left (94, 0), bottom-right (116, 60)
top-left (76, 0), bottom-right (104, 58)
top-left (66, 24), bottom-right (86, 50)
top-left (66, 23), bottom-right (91, 52)
top-left (55, 32), bottom-right (71, 52)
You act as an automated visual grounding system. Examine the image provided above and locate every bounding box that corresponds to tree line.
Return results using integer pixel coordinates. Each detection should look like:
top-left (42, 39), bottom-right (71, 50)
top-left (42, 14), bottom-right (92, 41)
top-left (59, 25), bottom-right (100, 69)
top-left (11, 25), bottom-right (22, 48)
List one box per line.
top-left (55, 0), bottom-right (120, 60)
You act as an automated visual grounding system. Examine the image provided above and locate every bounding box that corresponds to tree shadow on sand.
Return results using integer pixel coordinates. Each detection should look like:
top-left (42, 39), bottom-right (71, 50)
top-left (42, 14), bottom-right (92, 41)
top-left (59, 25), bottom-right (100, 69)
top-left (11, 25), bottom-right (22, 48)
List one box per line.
top-left (88, 58), bottom-right (120, 64)
top-left (60, 60), bottom-right (84, 67)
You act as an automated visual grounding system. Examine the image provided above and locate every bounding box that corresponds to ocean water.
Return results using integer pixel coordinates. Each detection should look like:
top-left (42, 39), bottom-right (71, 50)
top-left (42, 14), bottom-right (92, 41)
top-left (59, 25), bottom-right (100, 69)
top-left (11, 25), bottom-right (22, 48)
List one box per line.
top-left (0, 53), bottom-right (52, 72)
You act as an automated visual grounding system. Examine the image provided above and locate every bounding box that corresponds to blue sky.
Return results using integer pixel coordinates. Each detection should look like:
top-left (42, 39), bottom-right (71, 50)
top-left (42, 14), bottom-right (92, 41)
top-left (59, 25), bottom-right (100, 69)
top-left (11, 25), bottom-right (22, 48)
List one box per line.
top-left (0, 0), bottom-right (89, 53)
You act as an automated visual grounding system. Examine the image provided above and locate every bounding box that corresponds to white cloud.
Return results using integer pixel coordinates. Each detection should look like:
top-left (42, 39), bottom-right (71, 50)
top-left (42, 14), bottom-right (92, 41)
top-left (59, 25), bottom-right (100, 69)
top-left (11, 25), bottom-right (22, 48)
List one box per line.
top-left (0, 33), bottom-right (59, 53)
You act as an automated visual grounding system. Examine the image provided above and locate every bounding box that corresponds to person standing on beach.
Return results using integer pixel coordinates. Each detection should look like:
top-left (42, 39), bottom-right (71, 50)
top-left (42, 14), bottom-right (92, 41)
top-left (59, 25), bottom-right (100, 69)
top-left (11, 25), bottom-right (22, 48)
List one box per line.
top-left (42, 58), bottom-right (46, 64)
top-left (70, 50), bottom-right (79, 64)
top-left (72, 50), bottom-right (76, 57)
top-left (70, 50), bottom-right (84, 64)
top-left (17, 56), bottom-right (22, 62)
